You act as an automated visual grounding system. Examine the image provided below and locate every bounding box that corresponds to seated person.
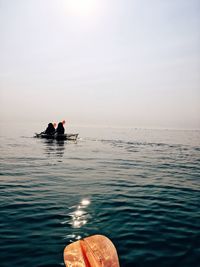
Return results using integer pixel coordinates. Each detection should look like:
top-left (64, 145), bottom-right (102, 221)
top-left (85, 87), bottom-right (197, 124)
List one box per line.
top-left (55, 122), bottom-right (65, 134)
top-left (44, 123), bottom-right (55, 135)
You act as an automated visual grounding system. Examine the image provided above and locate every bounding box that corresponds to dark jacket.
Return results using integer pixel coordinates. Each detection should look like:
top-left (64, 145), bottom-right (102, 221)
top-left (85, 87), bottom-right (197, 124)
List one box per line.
top-left (45, 123), bottom-right (55, 135)
top-left (55, 122), bottom-right (65, 134)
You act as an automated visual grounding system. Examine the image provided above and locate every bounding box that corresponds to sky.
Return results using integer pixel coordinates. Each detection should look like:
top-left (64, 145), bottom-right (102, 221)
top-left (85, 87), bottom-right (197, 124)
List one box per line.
top-left (0, 0), bottom-right (200, 129)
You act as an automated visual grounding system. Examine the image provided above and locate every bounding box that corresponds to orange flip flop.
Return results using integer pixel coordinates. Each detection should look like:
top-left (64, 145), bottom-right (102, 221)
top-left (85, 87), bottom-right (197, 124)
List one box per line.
top-left (63, 234), bottom-right (120, 267)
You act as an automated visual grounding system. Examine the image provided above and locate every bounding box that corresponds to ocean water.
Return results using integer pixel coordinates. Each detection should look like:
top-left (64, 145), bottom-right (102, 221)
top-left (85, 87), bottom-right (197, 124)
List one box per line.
top-left (0, 123), bottom-right (200, 267)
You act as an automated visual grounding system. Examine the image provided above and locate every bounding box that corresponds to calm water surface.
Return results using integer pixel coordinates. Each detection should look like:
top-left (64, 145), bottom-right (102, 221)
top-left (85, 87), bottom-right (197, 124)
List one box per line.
top-left (0, 123), bottom-right (200, 267)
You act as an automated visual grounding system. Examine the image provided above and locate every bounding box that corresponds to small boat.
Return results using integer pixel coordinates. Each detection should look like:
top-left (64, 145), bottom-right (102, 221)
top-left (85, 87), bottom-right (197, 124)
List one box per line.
top-left (35, 133), bottom-right (78, 141)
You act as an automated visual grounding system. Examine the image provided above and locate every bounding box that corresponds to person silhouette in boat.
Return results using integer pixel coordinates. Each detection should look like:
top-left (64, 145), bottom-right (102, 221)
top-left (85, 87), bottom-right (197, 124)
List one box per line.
top-left (55, 120), bottom-right (65, 135)
top-left (44, 123), bottom-right (56, 135)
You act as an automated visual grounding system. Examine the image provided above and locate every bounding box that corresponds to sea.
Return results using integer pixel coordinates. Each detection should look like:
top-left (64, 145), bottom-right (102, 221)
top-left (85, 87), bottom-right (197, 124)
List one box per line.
top-left (0, 123), bottom-right (200, 267)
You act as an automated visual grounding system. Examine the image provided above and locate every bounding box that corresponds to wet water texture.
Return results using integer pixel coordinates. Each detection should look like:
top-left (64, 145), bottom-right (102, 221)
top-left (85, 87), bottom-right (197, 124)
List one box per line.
top-left (0, 126), bottom-right (200, 267)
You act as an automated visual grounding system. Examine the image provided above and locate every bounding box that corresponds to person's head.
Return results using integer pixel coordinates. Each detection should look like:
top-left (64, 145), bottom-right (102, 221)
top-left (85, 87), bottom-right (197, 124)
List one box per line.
top-left (47, 123), bottom-right (55, 130)
top-left (58, 122), bottom-right (63, 128)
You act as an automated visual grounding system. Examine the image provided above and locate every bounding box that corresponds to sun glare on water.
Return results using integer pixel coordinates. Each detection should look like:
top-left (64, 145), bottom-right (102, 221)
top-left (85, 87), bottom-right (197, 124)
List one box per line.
top-left (65, 0), bottom-right (97, 17)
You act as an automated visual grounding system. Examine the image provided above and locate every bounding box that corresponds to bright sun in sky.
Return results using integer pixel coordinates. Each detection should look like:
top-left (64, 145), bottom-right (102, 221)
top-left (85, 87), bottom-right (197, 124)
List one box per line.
top-left (65, 0), bottom-right (97, 17)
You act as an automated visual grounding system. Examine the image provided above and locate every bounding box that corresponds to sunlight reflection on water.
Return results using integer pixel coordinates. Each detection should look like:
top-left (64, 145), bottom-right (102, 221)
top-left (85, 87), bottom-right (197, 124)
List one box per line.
top-left (71, 198), bottom-right (90, 229)
top-left (63, 199), bottom-right (91, 241)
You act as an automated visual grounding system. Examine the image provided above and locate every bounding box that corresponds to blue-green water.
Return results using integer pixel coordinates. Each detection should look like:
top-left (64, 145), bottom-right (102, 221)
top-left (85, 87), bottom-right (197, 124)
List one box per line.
top-left (0, 124), bottom-right (200, 267)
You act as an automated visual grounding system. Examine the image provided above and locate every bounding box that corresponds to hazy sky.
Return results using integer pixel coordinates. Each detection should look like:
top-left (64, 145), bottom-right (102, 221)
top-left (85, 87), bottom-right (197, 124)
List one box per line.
top-left (0, 0), bottom-right (200, 128)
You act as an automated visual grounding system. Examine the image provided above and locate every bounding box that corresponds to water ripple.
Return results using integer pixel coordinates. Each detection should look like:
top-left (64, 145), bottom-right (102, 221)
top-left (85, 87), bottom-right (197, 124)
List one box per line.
top-left (0, 128), bottom-right (200, 267)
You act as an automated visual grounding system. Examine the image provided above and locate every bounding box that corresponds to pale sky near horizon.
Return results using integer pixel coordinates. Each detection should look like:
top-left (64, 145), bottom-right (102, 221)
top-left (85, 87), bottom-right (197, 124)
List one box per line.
top-left (0, 0), bottom-right (200, 129)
